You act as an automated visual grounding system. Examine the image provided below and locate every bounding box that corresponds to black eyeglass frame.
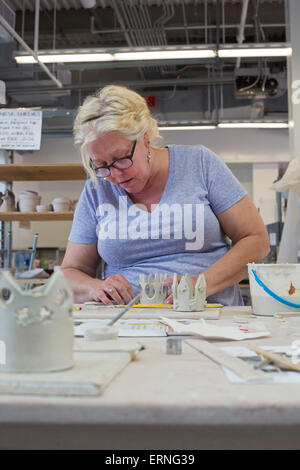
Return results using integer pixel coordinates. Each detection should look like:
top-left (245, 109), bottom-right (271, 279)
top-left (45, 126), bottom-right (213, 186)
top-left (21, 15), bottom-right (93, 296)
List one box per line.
top-left (90, 140), bottom-right (137, 178)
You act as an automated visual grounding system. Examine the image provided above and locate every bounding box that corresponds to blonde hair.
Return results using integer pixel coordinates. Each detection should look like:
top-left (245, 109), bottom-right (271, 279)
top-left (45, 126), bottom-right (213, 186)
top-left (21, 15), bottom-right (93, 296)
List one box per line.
top-left (73, 85), bottom-right (162, 185)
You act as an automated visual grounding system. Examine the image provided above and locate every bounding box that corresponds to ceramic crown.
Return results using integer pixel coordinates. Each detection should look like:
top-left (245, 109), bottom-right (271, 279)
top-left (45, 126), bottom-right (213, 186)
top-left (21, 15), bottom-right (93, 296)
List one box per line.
top-left (0, 270), bottom-right (74, 373)
top-left (172, 273), bottom-right (206, 311)
top-left (139, 273), bottom-right (168, 304)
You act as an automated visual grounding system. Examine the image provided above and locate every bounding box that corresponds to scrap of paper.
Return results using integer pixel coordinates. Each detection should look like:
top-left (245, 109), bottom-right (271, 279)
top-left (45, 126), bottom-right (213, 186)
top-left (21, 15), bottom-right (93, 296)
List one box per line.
top-left (159, 317), bottom-right (270, 341)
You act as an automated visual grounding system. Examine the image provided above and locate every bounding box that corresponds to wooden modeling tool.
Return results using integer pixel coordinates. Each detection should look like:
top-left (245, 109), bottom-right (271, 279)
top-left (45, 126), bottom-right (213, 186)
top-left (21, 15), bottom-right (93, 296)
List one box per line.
top-left (249, 344), bottom-right (300, 372)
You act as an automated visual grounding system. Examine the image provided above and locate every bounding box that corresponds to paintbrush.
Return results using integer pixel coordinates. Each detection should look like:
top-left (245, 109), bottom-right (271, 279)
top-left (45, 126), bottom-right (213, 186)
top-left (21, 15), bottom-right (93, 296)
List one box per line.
top-left (106, 294), bottom-right (141, 327)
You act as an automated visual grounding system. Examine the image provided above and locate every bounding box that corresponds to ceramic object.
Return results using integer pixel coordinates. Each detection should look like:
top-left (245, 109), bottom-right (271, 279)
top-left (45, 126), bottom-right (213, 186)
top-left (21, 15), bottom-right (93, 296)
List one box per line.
top-left (36, 204), bottom-right (52, 212)
top-left (0, 190), bottom-right (16, 212)
top-left (52, 197), bottom-right (71, 212)
top-left (0, 268), bottom-right (16, 276)
top-left (84, 325), bottom-right (119, 341)
top-left (0, 270), bottom-right (74, 373)
top-left (172, 273), bottom-right (206, 311)
top-left (69, 200), bottom-right (78, 211)
top-left (139, 273), bottom-right (168, 304)
top-left (18, 191), bottom-right (41, 212)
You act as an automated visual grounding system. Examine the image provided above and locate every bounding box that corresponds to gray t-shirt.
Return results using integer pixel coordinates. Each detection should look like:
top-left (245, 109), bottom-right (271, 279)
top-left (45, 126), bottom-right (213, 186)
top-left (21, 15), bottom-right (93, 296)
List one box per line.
top-left (69, 145), bottom-right (247, 305)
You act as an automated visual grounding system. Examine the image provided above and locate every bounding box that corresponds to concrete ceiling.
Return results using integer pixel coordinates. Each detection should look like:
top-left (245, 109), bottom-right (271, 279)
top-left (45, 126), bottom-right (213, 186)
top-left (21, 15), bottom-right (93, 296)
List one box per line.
top-left (0, 0), bottom-right (289, 131)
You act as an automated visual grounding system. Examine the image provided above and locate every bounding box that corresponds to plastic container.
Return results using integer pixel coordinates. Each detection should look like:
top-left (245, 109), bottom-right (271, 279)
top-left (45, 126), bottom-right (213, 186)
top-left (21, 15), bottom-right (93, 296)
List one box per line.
top-left (248, 263), bottom-right (300, 316)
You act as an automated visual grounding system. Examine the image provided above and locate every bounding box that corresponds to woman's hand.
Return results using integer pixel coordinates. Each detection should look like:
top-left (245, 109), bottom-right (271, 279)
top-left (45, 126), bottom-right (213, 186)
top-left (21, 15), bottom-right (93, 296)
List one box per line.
top-left (90, 274), bottom-right (135, 305)
top-left (163, 275), bottom-right (199, 304)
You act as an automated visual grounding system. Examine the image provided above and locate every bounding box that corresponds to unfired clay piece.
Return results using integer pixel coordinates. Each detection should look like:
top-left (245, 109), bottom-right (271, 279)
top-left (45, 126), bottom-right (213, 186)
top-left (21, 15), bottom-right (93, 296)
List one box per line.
top-left (139, 273), bottom-right (168, 304)
top-left (84, 325), bottom-right (119, 341)
top-left (0, 270), bottom-right (74, 373)
top-left (172, 273), bottom-right (206, 311)
top-left (0, 190), bottom-right (16, 212)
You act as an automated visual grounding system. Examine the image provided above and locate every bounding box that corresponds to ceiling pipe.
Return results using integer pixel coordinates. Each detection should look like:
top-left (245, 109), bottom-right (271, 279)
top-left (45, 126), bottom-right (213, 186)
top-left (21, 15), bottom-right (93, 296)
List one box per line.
top-left (90, 23), bottom-right (286, 35)
top-left (34, 0), bottom-right (40, 53)
top-left (0, 15), bottom-right (62, 88)
top-left (7, 76), bottom-right (235, 94)
top-left (111, 0), bottom-right (146, 80)
top-left (236, 0), bottom-right (250, 70)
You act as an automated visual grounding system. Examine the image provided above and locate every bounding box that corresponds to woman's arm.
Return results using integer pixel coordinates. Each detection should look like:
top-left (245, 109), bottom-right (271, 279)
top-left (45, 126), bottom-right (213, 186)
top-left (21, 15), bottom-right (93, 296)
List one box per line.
top-left (164, 195), bottom-right (269, 301)
top-left (203, 195), bottom-right (270, 297)
top-left (61, 241), bottom-right (134, 304)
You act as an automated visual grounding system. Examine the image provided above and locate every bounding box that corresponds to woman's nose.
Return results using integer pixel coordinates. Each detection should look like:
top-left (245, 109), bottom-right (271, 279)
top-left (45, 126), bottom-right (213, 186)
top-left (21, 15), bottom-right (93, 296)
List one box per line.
top-left (109, 166), bottom-right (124, 177)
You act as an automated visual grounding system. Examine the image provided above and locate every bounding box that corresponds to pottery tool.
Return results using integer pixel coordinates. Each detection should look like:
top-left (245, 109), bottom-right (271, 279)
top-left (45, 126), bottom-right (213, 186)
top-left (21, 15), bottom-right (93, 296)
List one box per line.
top-left (83, 294), bottom-right (141, 341)
top-left (106, 294), bottom-right (141, 326)
top-left (249, 344), bottom-right (300, 372)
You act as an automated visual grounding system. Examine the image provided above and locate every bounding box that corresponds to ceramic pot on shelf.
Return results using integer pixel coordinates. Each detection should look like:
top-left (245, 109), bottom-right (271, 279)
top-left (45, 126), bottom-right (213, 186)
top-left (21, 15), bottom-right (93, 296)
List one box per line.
top-left (0, 190), bottom-right (16, 212)
top-left (18, 191), bottom-right (41, 212)
top-left (52, 197), bottom-right (71, 212)
top-left (36, 204), bottom-right (52, 212)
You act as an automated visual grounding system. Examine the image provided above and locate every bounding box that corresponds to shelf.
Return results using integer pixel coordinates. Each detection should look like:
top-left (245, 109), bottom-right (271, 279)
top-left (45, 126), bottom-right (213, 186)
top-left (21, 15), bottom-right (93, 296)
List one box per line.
top-left (0, 164), bottom-right (86, 181)
top-left (0, 211), bottom-right (74, 221)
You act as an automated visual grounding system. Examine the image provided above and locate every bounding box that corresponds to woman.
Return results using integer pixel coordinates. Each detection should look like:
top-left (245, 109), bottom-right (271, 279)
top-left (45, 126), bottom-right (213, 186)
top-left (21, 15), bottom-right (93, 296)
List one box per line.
top-left (61, 85), bottom-right (269, 305)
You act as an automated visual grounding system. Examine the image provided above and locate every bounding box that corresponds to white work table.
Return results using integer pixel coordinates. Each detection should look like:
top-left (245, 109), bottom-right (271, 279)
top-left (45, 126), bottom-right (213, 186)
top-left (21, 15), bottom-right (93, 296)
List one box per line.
top-left (1, 306), bottom-right (300, 450)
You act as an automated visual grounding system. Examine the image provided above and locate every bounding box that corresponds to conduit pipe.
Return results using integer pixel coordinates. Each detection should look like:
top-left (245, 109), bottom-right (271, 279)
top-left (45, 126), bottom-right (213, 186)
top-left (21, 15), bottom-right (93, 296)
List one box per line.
top-left (34, 0), bottom-right (39, 53)
top-left (0, 14), bottom-right (62, 88)
top-left (236, 0), bottom-right (250, 69)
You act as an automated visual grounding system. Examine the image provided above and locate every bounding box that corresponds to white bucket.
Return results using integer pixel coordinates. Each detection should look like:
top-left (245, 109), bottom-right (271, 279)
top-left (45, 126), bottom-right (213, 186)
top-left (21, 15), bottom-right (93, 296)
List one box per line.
top-left (248, 263), bottom-right (300, 316)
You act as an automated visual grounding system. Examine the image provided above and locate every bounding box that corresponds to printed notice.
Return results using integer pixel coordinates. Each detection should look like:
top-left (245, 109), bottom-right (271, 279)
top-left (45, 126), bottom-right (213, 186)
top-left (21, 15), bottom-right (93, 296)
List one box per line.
top-left (0, 109), bottom-right (42, 150)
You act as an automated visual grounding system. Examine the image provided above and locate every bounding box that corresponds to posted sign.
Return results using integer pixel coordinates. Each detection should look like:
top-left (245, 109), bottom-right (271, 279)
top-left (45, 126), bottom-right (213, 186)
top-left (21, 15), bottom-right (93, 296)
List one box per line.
top-left (0, 109), bottom-right (42, 150)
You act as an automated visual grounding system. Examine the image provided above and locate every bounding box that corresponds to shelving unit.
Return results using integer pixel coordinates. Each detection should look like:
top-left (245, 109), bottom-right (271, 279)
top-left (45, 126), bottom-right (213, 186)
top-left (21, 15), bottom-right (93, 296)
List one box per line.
top-left (0, 162), bottom-right (86, 268)
top-left (0, 211), bottom-right (74, 222)
top-left (0, 163), bottom-right (86, 182)
top-left (0, 163), bottom-right (86, 222)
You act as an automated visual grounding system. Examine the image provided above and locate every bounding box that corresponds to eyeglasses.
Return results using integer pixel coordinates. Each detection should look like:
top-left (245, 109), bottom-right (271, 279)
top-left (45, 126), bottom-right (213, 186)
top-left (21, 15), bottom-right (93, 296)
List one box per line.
top-left (90, 140), bottom-right (137, 178)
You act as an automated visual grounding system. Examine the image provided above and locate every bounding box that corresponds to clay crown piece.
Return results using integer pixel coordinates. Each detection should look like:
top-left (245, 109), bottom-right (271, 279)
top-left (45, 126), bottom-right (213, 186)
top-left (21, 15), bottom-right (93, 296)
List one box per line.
top-left (172, 273), bottom-right (206, 311)
top-left (139, 273), bottom-right (168, 304)
top-left (0, 270), bottom-right (74, 373)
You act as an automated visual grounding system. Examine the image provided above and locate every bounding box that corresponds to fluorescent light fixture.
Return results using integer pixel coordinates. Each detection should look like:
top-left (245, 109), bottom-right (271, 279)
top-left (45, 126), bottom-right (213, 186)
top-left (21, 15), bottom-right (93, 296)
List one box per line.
top-left (218, 47), bottom-right (292, 58)
top-left (15, 44), bottom-right (291, 64)
top-left (15, 48), bottom-right (216, 64)
top-left (218, 122), bottom-right (289, 128)
top-left (15, 53), bottom-right (114, 64)
top-left (159, 125), bottom-right (216, 130)
top-left (114, 50), bottom-right (216, 60)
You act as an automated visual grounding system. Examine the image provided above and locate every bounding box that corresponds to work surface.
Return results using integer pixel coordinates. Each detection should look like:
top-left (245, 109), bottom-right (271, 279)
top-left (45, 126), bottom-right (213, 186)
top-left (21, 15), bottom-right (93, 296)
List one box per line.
top-left (1, 305), bottom-right (300, 450)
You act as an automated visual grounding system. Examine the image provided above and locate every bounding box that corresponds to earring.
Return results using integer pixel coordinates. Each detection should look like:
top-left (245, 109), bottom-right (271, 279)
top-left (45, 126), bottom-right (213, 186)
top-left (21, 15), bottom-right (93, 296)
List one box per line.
top-left (147, 148), bottom-right (151, 163)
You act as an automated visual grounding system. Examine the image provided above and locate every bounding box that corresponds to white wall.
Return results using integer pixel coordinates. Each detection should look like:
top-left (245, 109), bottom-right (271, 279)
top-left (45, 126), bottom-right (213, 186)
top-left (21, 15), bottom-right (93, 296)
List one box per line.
top-left (252, 163), bottom-right (280, 226)
top-left (161, 128), bottom-right (290, 163)
top-left (161, 127), bottom-right (289, 226)
top-left (8, 127), bottom-right (289, 249)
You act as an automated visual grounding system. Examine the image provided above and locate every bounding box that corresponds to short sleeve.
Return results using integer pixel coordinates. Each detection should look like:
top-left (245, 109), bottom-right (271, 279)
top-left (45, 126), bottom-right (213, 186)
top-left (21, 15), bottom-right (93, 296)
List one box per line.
top-left (68, 181), bottom-right (98, 244)
top-left (202, 147), bottom-right (247, 214)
